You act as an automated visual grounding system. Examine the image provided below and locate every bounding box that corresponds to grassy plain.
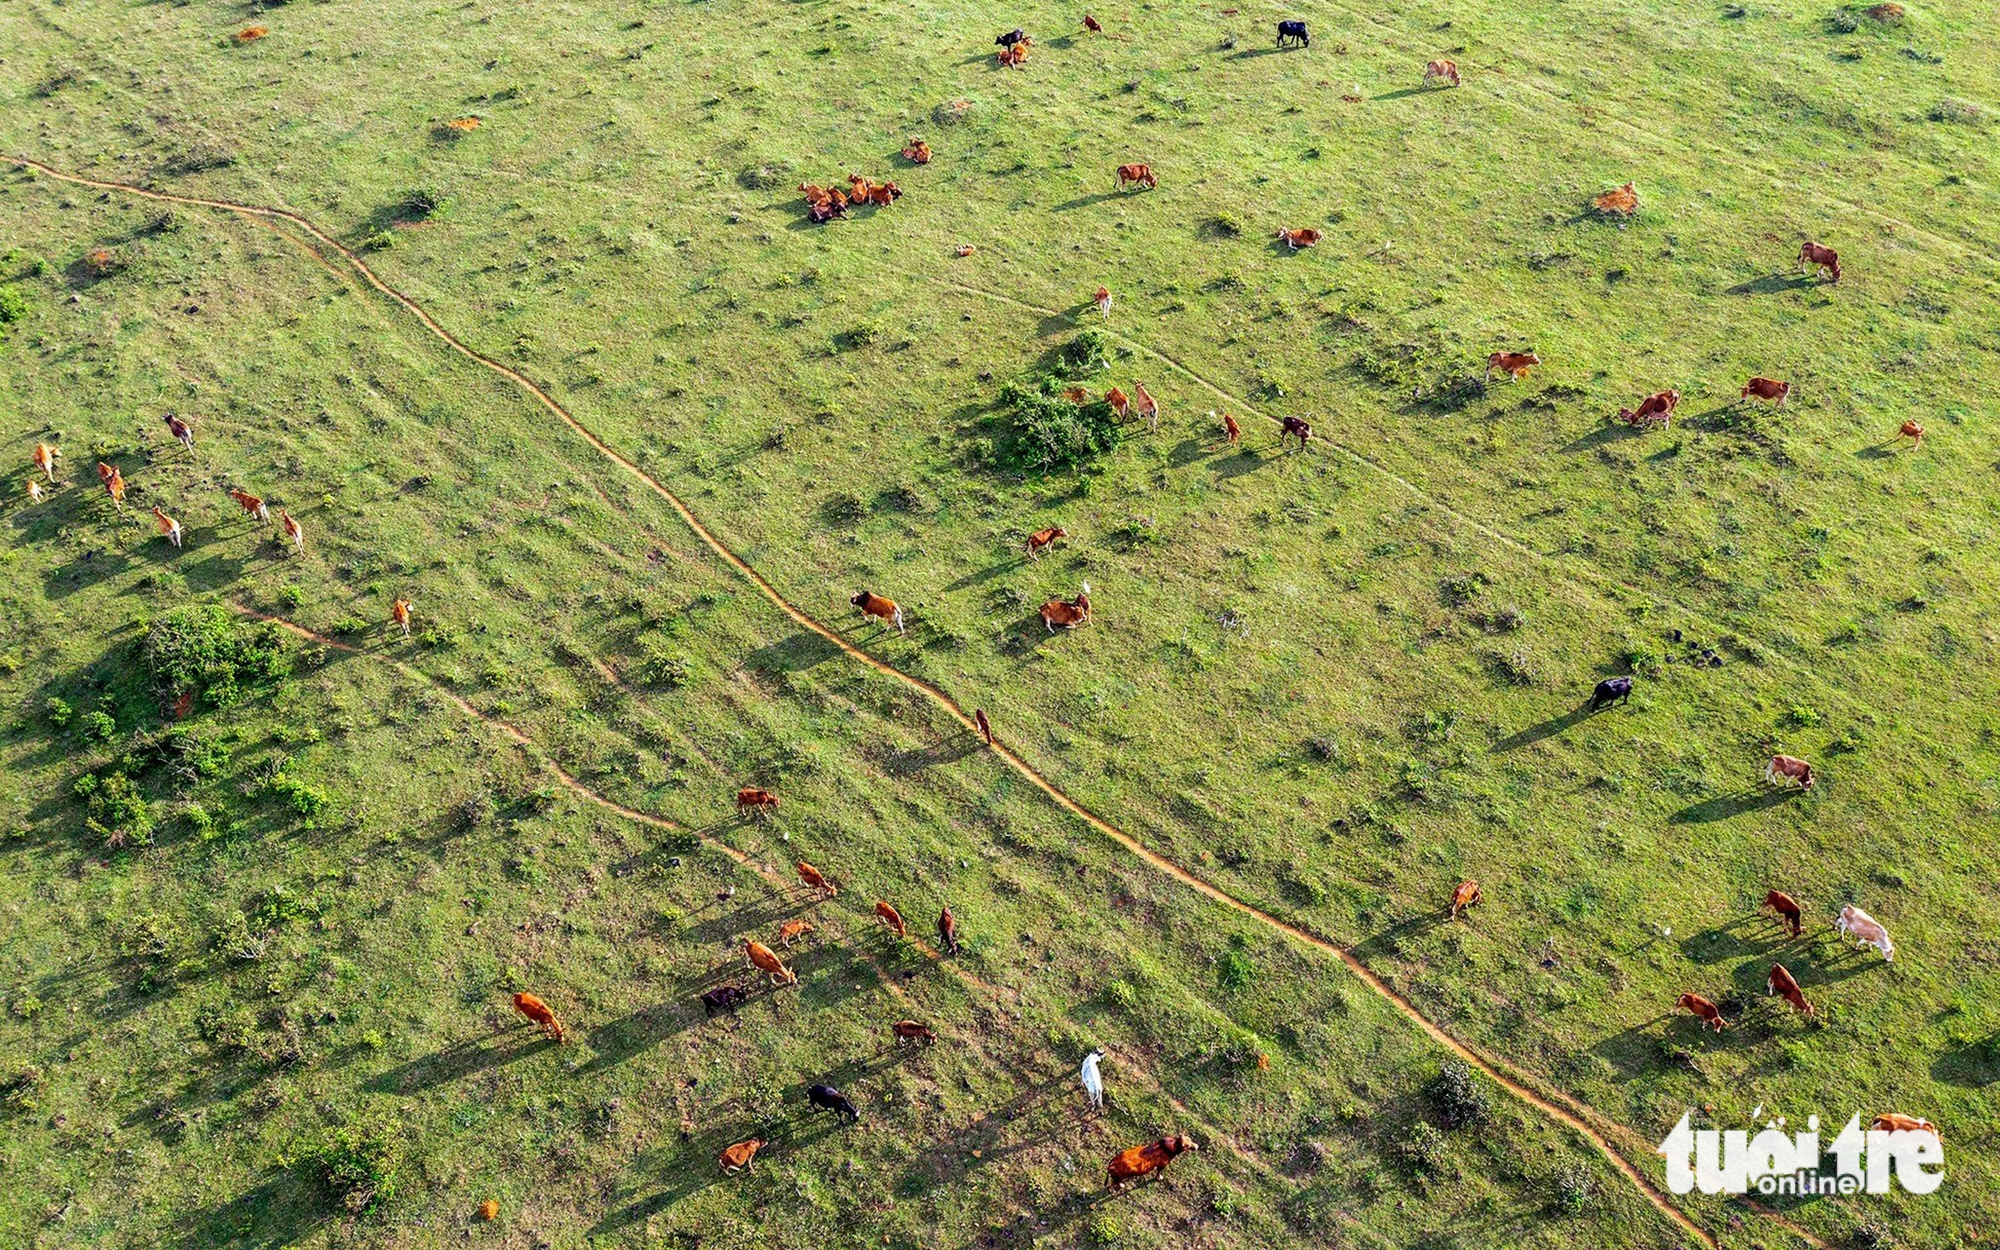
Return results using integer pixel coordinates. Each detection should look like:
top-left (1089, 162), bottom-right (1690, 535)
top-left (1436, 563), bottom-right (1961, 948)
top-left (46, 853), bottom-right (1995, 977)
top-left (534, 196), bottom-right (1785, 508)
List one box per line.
top-left (2, 0), bottom-right (1998, 1246)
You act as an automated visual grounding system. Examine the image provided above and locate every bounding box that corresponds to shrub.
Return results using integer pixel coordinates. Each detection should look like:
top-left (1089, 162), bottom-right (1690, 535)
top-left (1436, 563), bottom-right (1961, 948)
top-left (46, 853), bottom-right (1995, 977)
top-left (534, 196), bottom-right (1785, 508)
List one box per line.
top-left (1396, 1120), bottom-right (1448, 1176)
top-left (1549, 1160), bottom-right (1595, 1214)
top-left (993, 375), bottom-right (1123, 471)
top-left (80, 710), bottom-right (117, 743)
top-left (1057, 328), bottom-right (1111, 374)
top-left (635, 646), bottom-right (690, 688)
top-left (82, 772), bottom-right (155, 848)
top-left (735, 161), bottom-right (797, 191)
top-left (263, 767), bottom-right (332, 829)
top-left (1422, 1058), bottom-right (1491, 1129)
top-left (1928, 98), bottom-right (1983, 126)
top-left (142, 606), bottom-right (292, 705)
top-left (449, 789), bottom-right (495, 834)
top-left (396, 187), bottom-right (445, 220)
top-left (44, 697), bottom-right (73, 728)
top-left (0, 285), bottom-right (29, 337)
top-left (305, 1117), bottom-right (404, 1214)
top-left (1217, 940), bottom-right (1254, 992)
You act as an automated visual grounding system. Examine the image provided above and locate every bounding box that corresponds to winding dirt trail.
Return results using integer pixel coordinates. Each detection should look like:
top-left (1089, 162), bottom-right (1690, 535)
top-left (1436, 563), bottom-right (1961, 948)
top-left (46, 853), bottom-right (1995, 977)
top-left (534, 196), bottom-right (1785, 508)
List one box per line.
top-left (22, 159), bottom-right (1727, 1245)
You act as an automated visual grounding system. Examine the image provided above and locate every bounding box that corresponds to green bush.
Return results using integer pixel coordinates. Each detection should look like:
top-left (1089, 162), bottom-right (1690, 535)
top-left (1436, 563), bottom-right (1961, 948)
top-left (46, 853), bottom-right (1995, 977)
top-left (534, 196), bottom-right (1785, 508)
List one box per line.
top-left (1549, 1160), bottom-right (1595, 1214)
top-left (305, 1117), bottom-right (403, 1213)
top-left (0, 285), bottom-right (29, 336)
top-left (80, 710), bottom-right (117, 743)
top-left (1396, 1120), bottom-right (1448, 1176)
top-left (81, 772), bottom-right (155, 847)
top-left (1057, 328), bottom-right (1111, 374)
top-left (263, 767), bottom-right (332, 829)
top-left (44, 697), bottom-right (73, 728)
top-left (142, 606), bottom-right (292, 706)
top-left (1422, 1058), bottom-right (1491, 1129)
top-left (994, 374), bottom-right (1123, 471)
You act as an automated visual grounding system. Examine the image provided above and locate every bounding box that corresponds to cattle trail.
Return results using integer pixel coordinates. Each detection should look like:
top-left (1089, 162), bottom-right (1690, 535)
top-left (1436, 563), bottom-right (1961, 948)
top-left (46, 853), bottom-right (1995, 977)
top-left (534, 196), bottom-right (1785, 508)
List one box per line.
top-left (22, 159), bottom-right (1720, 1244)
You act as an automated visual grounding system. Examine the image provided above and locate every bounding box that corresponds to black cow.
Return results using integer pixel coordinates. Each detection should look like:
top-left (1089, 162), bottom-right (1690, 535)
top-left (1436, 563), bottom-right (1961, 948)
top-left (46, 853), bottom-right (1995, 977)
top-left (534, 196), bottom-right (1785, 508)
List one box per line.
top-left (701, 984), bottom-right (749, 1017)
top-left (1590, 676), bottom-right (1634, 711)
top-left (1277, 19), bottom-right (1309, 48)
top-left (996, 28), bottom-right (1027, 46)
top-left (808, 1083), bottom-right (860, 1124)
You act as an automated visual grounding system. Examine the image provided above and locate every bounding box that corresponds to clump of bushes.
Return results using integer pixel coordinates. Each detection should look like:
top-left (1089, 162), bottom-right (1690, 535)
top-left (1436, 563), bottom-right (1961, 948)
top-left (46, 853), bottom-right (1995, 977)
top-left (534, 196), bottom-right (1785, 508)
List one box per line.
top-left (1928, 98), bottom-right (1983, 125)
top-left (0, 285), bottom-right (29, 340)
top-left (304, 1117), bottom-right (404, 1214)
top-left (1423, 1058), bottom-right (1491, 1129)
top-left (1548, 1160), bottom-right (1595, 1214)
top-left (142, 605), bottom-right (292, 707)
top-left (75, 771), bottom-right (155, 848)
top-left (993, 374), bottom-right (1122, 471)
top-left (1395, 1120), bottom-right (1448, 1176)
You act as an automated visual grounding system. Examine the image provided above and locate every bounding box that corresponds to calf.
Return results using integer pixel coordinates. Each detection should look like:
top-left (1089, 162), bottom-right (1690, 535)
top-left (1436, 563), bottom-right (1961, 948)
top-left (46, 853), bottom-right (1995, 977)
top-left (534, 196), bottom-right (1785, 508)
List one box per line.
top-left (162, 413), bottom-right (196, 454)
top-left (892, 1020), bottom-right (938, 1047)
top-left (1869, 1113), bottom-right (1937, 1138)
top-left (745, 939), bottom-right (799, 985)
top-left (152, 506), bottom-right (183, 548)
top-left (1740, 376), bottom-right (1791, 407)
top-left (1836, 905), bottom-right (1894, 961)
top-left (1131, 382), bottom-right (1159, 430)
top-left (1107, 1135), bottom-right (1197, 1190)
top-left (777, 919), bottom-right (816, 948)
top-left (851, 590), bottom-right (906, 635)
top-left (1450, 880), bottom-right (1481, 920)
top-left (1763, 889), bottom-right (1804, 937)
top-left (1765, 754), bottom-right (1814, 790)
top-left (279, 509), bottom-right (304, 553)
top-left (1025, 526), bottom-right (1068, 560)
top-left (1278, 415), bottom-right (1312, 450)
top-left (1276, 19), bottom-right (1309, 48)
top-left (1678, 992), bottom-right (1726, 1033)
top-left (995, 27), bottom-right (1027, 46)
top-left (875, 900), bottom-right (907, 938)
top-left (1040, 583), bottom-right (1092, 632)
top-left (1277, 227), bottom-right (1323, 250)
top-left (392, 598), bottom-right (413, 637)
top-left (511, 992), bottom-right (566, 1042)
top-left (800, 182), bottom-right (832, 205)
top-left (1095, 286), bottom-right (1112, 319)
top-left (1767, 962), bottom-right (1813, 1017)
top-left (33, 442), bottom-right (60, 482)
top-left (701, 984), bottom-right (749, 1017)
top-left (1615, 389), bottom-right (1679, 430)
top-left (26, 480), bottom-right (44, 504)
top-left (937, 905), bottom-right (961, 954)
top-left (1486, 351), bottom-right (1539, 382)
top-left (737, 786), bottom-right (780, 817)
top-left (1114, 163), bottom-right (1157, 191)
top-left (1799, 241), bottom-right (1840, 283)
top-left (717, 1139), bottom-right (765, 1173)
top-left (1105, 387), bottom-right (1130, 418)
top-left (228, 487), bottom-right (269, 523)
top-left (1219, 411), bottom-right (1241, 445)
top-left (901, 138), bottom-right (932, 164)
top-left (1895, 419), bottom-right (1923, 449)
top-left (797, 860), bottom-right (836, 898)
top-left (1423, 58), bottom-right (1461, 87)
top-left (807, 1083), bottom-right (860, 1124)
top-left (102, 464), bottom-right (127, 511)
top-left (1589, 676), bottom-right (1633, 711)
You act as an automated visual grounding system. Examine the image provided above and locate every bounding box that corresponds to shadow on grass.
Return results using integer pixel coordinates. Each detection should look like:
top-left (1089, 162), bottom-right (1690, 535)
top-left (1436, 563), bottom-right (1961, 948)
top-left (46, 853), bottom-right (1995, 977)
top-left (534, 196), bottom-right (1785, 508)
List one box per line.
top-left (1373, 86), bottom-right (1431, 101)
top-left (1726, 272), bottom-right (1819, 296)
top-left (744, 629), bottom-right (843, 677)
top-left (1053, 191), bottom-right (1123, 212)
top-left (362, 1029), bottom-right (558, 1094)
top-left (1667, 786), bottom-right (1798, 824)
top-left (1558, 422), bottom-right (1636, 454)
top-left (1490, 704), bottom-right (1594, 752)
top-left (1932, 1033), bottom-right (2000, 1088)
top-left (181, 1166), bottom-right (329, 1250)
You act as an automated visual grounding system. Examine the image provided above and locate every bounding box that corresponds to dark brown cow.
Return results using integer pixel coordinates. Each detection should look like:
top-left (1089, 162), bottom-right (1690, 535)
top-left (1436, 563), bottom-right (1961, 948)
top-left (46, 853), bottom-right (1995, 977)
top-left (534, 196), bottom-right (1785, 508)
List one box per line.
top-left (892, 1019), bottom-right (938, 1047)
top-left (1107, 1136), bottom-right (1197, 1190)
top-left (937, 905), bottom-right (961, 954)
top-left (1278, 415), bottom-right (1312, 450)
top-left (1799, 241), bottom-right (1840, 283)
top-left (1115, 163), bottom-right (1157, 190)
top-left (1740, 376), bottom-right (1791, 407)
top-left (1763, 889), bottom-right (1804, 937)
top-left (1767, 963), bottom-right (1814, 1017)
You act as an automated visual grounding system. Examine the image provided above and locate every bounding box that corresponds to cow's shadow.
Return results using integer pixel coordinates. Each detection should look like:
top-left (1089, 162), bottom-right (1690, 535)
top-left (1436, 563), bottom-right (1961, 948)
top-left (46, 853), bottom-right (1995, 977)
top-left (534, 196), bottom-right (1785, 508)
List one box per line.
top-left (1490, 704), bottom-right (1593, 752)
top-left (1373, 86), bottom-right (1433, 101)
top-left (361, 1030), bottom-right (558, 1094)
top-left (1229, 46), bottom-right (1288, 59)
top-left (1725, 272), bottom-right (1818, 296)
top-left (1932, 1033), bottom-right (2000, 1088)
top-left (1559, 423), bottom-right (1636, 454)
top-left (1054, 191), bottom-right (1123, 212)
top-left (1668, 787), bottom-right (1799, 824)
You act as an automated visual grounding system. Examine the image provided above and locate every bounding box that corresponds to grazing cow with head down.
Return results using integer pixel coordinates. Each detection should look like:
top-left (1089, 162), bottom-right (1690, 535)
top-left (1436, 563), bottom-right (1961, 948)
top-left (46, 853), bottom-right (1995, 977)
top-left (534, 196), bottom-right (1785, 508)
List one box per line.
top-left (718, 1139), bottom-right (766, 1173)
top-left (797, 861), bottom-right (836, 898)
top-left (937, 905), bottom-right (961, 954)
top-left (1423, 58), bottom-right (1461, 87)
top-left (228, 487), bottom-right (269, 524)
top-left (1277, 228), bottom-right (1323, 250)
top-left (1765, 754), bottom-right (1814, 790)
top-left (1799, 241), bottom-right (1840, 283)
top-left (511, 992), bottom-right (566, 1042)
top-left (1895, 419), bottom-right (1923, 449)
top-left (875, 900), bottom-right (907, 938)
top-left (1836, 905), bottom-right (1894, 961)
top-left (1740, 377), bottom-right (1791, 408)
top-left (1486, 351), bottom-right (1539, 382)
top-left (808, 1083), bottom-right (860, 1123)
top-left (33, 442), bottom-right (60, 482)
top-left (1590, 676), bottom-right (1633, 711)
top-left (851, 590), bottom-right (905, 635)
top-left (777, 919), bottom-right (816, 948)
top-left (392, 598), bottom-right (413, 638)
top-left (152, 506), bottom-right (183, 548)
top-left (745, 939), bottom-right (798, 985)
top-left (1108, 1135), bottom-right (1198, 1190)
top-left (1869, 1113), bottom-right (1936, 1138)
top-left (893, 1020), bottom-right (938, 1047)
top-left (1615, 389), bottom-right (1679, 430)
top-left (1767, 962), bottom-right (1813, 1017)
top-left (701, 984), bottom-right (749, 1017)
top-left (1025, 526), bottom-right (1068, 560)
top-left (1105, 387), bottom-right (1130, 418)
top-left (1450, 880), bottom-right (1481, 920)
top-left (1114, 163), bottom-right (1157, 191)
top-left (1276, 19), bottom-right (1309, 47)
top-left (1040, 583), bottom-right (1092, 632)
top-left (1084, 13), bottom-right (1102, 33)
top-left (737, 786), bottom-right (780, 817)
top-left (279, 510), bottom-right (304, 554)
top-left (1678, 992), bottom-right (1726, 1033)
top-left (1278, 415), bottom-right (1312, 450)
top-left (1763, 889), bottom-right (1804, 937)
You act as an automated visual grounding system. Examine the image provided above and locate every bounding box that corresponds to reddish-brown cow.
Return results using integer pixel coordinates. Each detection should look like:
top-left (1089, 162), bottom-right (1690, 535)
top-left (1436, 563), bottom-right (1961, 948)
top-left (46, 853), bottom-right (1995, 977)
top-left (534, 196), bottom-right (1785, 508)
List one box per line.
top-left (1768, 963), bottom-right (1814, 1017)
top-left (1107, 1136), bottom-right (1197, 1190)
top-left (1763, 889), bottom-right (1804, 937)
top-left (1678, 992), bottom-right (1726, 1033)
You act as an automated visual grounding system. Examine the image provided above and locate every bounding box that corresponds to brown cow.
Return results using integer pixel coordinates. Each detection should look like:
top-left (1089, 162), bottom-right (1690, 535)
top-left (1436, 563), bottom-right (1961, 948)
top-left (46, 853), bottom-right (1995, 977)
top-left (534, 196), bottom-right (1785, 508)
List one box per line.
top-left (901, 138), bottom-right (932, 164)
top-left (152, 506), bottom-right (183, 548)
top-left (1740, 377), bottom-right (1791, 408)
top-left (1131, 382), bottom-right (1159, 430)
top-left (279, 509), bottom-right (304, 553)
top-left (737, 786), bottom-right (780, 817)
top-left (997, 41), bottom-right (1028, 66)
top-left (1678, 992), bottom-right (1726, 1033)
top-left (778, 918), bottom-right (816, 948)
top-left (937, 905), bottom-right (961, 954)
top-left (1486, 351), bottom-right (1540, 382)
top-left (33, 443), bottom-right (60, 482)
top-left (101, 464), bottom-right (127, 511)
top-left (392, 598), bottom-right (413, 638)
top-left (1450, 880), bottom-right (1481, 920)
top-left (875, 900), bottom-right (907, 938)
top-left (847, 174), bottom-right (877, 201)
top-left (1895, 419), bottom-right (1924, 449)
top-left (1107, 1135), bottom-right (1197, 1190)
top-left (1593, 182), bottom-right (1638, 217)
top-left (1114, 163), bottom-right (1157, 190)
top-left (1869, 1113), bottom-right (1937, 1138)
top-left (228, 487), bottom-right (269, 523)
top-left (1615, 389), bottom-right (1679, 430)
top-left (797, 860), bottom-right (836, 898)
top-left (1040, 583), bottom-right (1092, 632)
top-left (162, 413), bottom-right (196, 454)
top-left (1219, 411), bottom-right (1241, 445)
top-left (26, 480), bottom-right (44, 505)
top-left (511, 991), bottom-right (566, 1042)
top-left (1095, 286), bottom-right (1112, 320)
top-left (718, 1139), bottom-right (766, 1173)
top-left (1767, 963), bottom-right (1813, 1017)
top-left (1278, 415), bottom-right (1312, 450)
top-left (1763, 889), bottom-right (1804, 937)
top-left (1025, 526), bottom-right (1068, 559)
top-left (974, 708), bottom-right (993, 745)
top-left (1423, 58), bottom-right (1461, 87)
top-left (1105, 387), bottom-right (1130, 418)
top-left (1277, 227), bottom-right (1324, 250)
top-left (1765, 754), bottom-right (1814, 790)
top-left (851, 590), bottom-right (905, 635)
top-left (1084, 13), bottom-right (1102, 32)
top-left (800, 182), bottom-right (832, 205)
top-left (892, 1019), bottom-right (938, 1047)
top-left (864, 181), bottom-right (902, 207)
top-left (1799, 241), bottom-right (1840, 283)
top-left (745, 939), bottom-right (798, 985)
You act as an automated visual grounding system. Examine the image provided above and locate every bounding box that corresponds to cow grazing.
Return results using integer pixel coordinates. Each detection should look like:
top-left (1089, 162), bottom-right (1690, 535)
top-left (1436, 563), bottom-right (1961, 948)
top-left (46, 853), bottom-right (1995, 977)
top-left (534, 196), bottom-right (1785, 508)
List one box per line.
top-left (1593, 182), bottom-right (1638, 217)
top-left (1131, 382), bottom-right (1159, 430)
top-left (1278, 415), bottom-right (1312, 450)
top-left (1740, 377), bottom-right (1791, 407)
top-left (1218, 411), bottom-right (1241, 445)
top-left (745, 939), bottom-right (798, 985)
top-left (901, 138), bottom-right (932, 164)
top-left (701, 984), bottom-right (749, 1017)
top-left (1678, 992), bottom-right (1726, 1033)
top-left (1799, 241), bottom-right (1841, 283)
top-left (162, 413), bottom-right (195, 454)
top-left (26, 480), bottom-right (44, 504)
top-left (893, 1020), bottom-right (938, 1047)
top-left (1025, 526), bottom-right (1068, 560)
top-left (152, 506), bottom-right (183, 548)
top-left (1869, 1113), bottom-right (1937, 1138)
top-left (797, 860), bottom-right (836, 898)
top-left (1040, 582), bottom-right (1092, 632)
top-left (874, 900), bottom-right (907, 938)
top-left (1105, 387), bottom-right (1130, 418)
top-left (717, 1139), bottom-right (765, 1173)
top-left (996, 27), bottom-right (1027, 46)
top-left (1083, 13), bottom-right (1102, 32)
top-left (1423, 58), bottom-right (1462, 87)
top-left (228, 487), bottom-right (269, 523)
top-left (851, 590), bottom-right (905, 635)
top-left (737, 786), bottom-right (780, 817)
top-left (1590, 676), bottom-right (1633, 711)
top-left (1765, 754), bottom-right (1814, 790)
top-left (511, 992), bottom-right (566, 1042)
top-left (1276, 19), bottom-right (1309, 47)
top-left (1763, 889), bottom-right (1804, 937)
top-left (1486, 351), bottom-right (1540, 382)
top-left (392, 598), bottom-right (413, 637)
top-left (809, 1083), bottom-right (861, 1123)
top-left (974, 708), bottom-right (993, 745)
top-left (1095, 286), bottom-right (1112, 319)
top-left (778, 919), bottom-right (816, 948)
top-left (1114, 163), bottom-right (1157, 190)
top-left (101, 465), bottom-right (127, 511)
top-left (937, 905), bottom-right (961, 955)
top-left (1615, 389), bottom-right (1679, 430)
top-left (1080, 1049), bottom-right (1105, 1111)
top-left (33, 443), bottom-right (59, 482)
top-left (1107, 1135), bottom-right (1198, 1190)
top-left (1895, 419), bottom-right (1924, 449)
top-left (279, 510), bottom-right (304, 553)
top-left (1836, 905), bottom-right (1894, 961)
top-left (1450, 880), bottom-right (1481, 920)
top-left (1277, 227), bottom-right (1324, 250)
top-left (1768, 963), bottom-right (1814, 1017)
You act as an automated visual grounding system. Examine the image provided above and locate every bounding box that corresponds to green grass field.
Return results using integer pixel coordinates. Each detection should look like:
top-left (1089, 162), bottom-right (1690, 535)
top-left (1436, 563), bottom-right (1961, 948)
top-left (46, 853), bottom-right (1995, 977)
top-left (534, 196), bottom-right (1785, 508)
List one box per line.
top-left (3, 0), bottom-right (1997, 1246)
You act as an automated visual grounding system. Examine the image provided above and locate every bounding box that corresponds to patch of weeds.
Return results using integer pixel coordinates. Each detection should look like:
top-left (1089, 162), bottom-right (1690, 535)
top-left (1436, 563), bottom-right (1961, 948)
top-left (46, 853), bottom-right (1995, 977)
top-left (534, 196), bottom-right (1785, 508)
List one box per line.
top-left (79, 771), bottom-right (155, 848)
top-left (1216, 938), bottom-right (1255, 992)
top-left (395, 187), bottom-right (446, 220)
top-left (1824, 7), bottom-right (1860, 32)
top-left (1486, 647), bottom-right (1544, 687)
top-left (635, 646), bottom-right (691, 689)
top-left (1304, 735), bottom-right (1344, 765)
top-left (1928, 99), bottom-right (1983, 126)
top-left (736, 160), bottom-right (797, 191)
top-left (44, 697), bottom-right (74, 729)
top-left (261, 765), bottom-right (332, 830)
top-left (360, 232), bottom-right (397, 253)
top-left (303, 1116), bottom-right (404, 1214)
top-left (1200, 212), bottom-right (1244, 238)
top-left (1548, 1160), bottom-right (1595, 1214)
top-left (1056, 328), bottom-right (1111, 373)
top-left (1395, 1119), bottom-right (1449, 1176)
top-left (0, 285), bottom-right (30, 340)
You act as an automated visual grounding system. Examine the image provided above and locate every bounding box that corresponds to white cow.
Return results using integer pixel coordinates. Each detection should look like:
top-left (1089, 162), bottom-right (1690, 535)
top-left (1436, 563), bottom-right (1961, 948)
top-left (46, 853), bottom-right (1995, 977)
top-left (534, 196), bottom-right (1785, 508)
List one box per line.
top-left (1837, 905), bottom-right (1895, 962)
top-left (1079, 1050), bottom-right (1104, 1113)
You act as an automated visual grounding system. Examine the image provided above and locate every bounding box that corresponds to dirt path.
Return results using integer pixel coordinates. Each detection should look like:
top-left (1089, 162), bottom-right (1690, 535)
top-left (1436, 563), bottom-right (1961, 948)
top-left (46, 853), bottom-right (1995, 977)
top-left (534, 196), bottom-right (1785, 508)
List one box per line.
top-left (17, 160), bottom-right (1725, 1245)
